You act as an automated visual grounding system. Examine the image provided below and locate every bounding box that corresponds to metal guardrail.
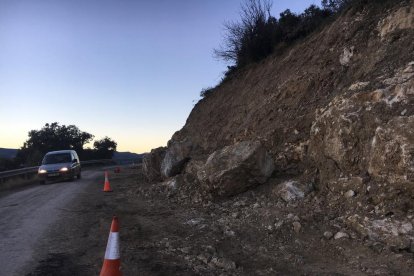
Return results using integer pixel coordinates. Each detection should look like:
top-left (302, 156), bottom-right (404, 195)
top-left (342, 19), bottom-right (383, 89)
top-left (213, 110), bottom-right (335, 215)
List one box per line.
top-left (0, 166), bottom-right (39, 179)
top-left (0, 158), bottom-right (141, 182)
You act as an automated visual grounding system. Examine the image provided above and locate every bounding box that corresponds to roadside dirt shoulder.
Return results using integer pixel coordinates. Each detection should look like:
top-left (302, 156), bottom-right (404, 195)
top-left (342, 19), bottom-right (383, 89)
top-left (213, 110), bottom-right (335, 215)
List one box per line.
top-left (26, 166), bottom-right (414, 275)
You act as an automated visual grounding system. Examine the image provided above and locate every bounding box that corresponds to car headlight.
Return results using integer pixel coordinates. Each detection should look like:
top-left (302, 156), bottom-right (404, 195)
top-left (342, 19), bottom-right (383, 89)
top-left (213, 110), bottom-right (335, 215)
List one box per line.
top-left (38, 169), bottom-right (47, 174)
top-left (60, 167), bottom-right (68, 172)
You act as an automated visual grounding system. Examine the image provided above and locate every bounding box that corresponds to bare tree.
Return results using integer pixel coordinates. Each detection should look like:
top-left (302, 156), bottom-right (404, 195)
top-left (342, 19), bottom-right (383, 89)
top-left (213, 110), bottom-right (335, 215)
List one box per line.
top-left (214, 0), bottom-right (273, 65)
top-left (214, 21), bottom-right (243, 62)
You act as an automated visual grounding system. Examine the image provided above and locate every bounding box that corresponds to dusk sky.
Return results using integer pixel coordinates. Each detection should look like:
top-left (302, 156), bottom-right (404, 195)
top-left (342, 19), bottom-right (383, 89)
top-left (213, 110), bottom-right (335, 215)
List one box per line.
top-left (0, 0), bottom-right (317, 153)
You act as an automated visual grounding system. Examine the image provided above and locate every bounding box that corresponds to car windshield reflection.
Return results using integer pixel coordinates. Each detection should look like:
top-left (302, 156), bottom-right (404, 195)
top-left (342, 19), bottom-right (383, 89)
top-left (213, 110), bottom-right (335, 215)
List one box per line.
top-left (42, 153), bottom-right (71, 164)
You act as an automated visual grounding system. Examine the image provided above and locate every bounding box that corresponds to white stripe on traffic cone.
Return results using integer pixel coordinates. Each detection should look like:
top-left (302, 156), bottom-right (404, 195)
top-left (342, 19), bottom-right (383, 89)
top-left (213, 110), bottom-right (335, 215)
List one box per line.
top-left (100, 216), bottom-right (122, 276)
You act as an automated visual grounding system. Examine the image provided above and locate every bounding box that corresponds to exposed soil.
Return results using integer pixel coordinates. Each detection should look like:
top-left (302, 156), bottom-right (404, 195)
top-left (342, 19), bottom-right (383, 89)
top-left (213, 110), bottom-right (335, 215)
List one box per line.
top-left (26, 166), bottom-right (414, 275)
top-left (141, 2), bottom-right (414, 273)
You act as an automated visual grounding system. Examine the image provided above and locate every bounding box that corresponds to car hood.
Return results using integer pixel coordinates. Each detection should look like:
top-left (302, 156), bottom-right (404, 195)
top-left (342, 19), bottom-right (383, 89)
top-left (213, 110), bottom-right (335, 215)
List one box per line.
top-left (39, 163), bottom-right (72, 172)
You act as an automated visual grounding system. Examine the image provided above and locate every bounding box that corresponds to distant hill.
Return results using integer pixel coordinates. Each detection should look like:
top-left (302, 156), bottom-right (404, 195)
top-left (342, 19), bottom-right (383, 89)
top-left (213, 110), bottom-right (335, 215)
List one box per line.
top-left (112, 151), bottom-right (143, 160)
top-left (0, 148), bottom-right (18, 159)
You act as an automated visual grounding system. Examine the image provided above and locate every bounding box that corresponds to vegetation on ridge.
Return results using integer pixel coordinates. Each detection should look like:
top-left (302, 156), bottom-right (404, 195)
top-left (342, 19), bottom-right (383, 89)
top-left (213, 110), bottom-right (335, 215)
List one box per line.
top-left (213, 0), bottom-right (352, 82)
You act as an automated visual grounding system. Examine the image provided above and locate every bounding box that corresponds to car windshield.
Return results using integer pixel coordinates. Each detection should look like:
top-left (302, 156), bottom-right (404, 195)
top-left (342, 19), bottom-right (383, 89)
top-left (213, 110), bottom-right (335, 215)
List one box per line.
top-left (42, 153), bottom-right (72, 164)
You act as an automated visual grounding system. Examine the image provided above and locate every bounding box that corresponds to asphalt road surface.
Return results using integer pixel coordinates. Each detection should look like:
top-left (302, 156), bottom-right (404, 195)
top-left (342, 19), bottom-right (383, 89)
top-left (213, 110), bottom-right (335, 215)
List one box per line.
top-left (0, 170), bottom-right (102, 276)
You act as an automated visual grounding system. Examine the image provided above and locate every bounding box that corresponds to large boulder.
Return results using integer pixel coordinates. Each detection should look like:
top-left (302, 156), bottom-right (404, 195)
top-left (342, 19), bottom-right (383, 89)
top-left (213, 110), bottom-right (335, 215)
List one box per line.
top-left (161, 139), bottom-right (193, 178)
top-left (142, 147), bottom-right (166, 182)
top-left (197, 140), bottom-right (274, 197)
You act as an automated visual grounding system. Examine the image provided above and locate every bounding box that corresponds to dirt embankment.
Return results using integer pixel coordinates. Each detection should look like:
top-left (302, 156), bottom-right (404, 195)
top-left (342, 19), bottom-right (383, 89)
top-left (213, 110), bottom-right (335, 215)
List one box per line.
top-left (173, 0), bottom-right (414, 174)
top-left (141, 0), bottom-right (414, 274)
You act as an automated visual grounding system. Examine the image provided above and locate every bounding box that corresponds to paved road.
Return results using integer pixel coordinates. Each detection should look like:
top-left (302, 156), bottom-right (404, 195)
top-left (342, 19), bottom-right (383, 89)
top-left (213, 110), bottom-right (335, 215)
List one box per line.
top-left (0, 170), bottom-right (101, 276)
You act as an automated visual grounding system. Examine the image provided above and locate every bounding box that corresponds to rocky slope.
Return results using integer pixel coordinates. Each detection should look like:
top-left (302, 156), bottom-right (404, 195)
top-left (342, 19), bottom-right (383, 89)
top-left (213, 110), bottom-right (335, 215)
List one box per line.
top-left (143, 0), bottom-right (414, 261)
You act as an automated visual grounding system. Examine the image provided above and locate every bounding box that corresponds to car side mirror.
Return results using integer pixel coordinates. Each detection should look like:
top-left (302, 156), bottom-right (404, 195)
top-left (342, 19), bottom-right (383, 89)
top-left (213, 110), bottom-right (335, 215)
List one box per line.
top-left (72, 159), bottom-right (78, 163)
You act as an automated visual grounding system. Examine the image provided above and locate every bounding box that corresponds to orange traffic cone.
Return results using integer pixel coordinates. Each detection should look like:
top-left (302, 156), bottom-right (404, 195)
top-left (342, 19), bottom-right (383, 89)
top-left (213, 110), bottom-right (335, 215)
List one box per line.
top-left (100, 216), bottom-right (122, 276)
top-left (103, 171), bottom-right (113, 192)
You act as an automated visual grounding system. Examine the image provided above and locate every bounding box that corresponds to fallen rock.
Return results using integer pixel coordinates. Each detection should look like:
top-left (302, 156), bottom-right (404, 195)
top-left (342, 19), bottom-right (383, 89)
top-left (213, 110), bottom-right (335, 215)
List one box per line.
top-left (210, 257), bottom-right (236, 270)
top-left (293, 221), bottom-right (302, 233)
top-left (344, 190), bottom-right (355, 198)
top-left (349, 81), bottom-right (370, 91)
top-left (324, 231), bottom-right (334, 239)
top-left (274, 180), bottom-right (309, 202)
top-left (142, 147), bottom-right (167, 182)
top-left (197, 141), bottom-right (274, 197)
top-left (224, 227), bottom-right (235, 237)
top-left (184, 217), bottom-right (204, 226)
top-left (274, 221), bottom-right (284, 229)
top-left (347, 215), bottom-right (414, 251)
top-left (339, 46), bottom-right (354, 66)
top-left (266, 225), bottom-right (274, 233)
top-left (162, 177), bottom-right (181, 197)
top-left (161, 139), bottom-right (193, 178)
top-left (197, 254), bottom-right (210, 264)
top-left (334, 231), bottom-right (350, 240)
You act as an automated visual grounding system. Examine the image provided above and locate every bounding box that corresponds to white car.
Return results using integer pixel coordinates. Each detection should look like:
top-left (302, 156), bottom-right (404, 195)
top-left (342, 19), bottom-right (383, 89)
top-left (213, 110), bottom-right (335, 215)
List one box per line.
top-left (38, 150), bottom-right (81, 184)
